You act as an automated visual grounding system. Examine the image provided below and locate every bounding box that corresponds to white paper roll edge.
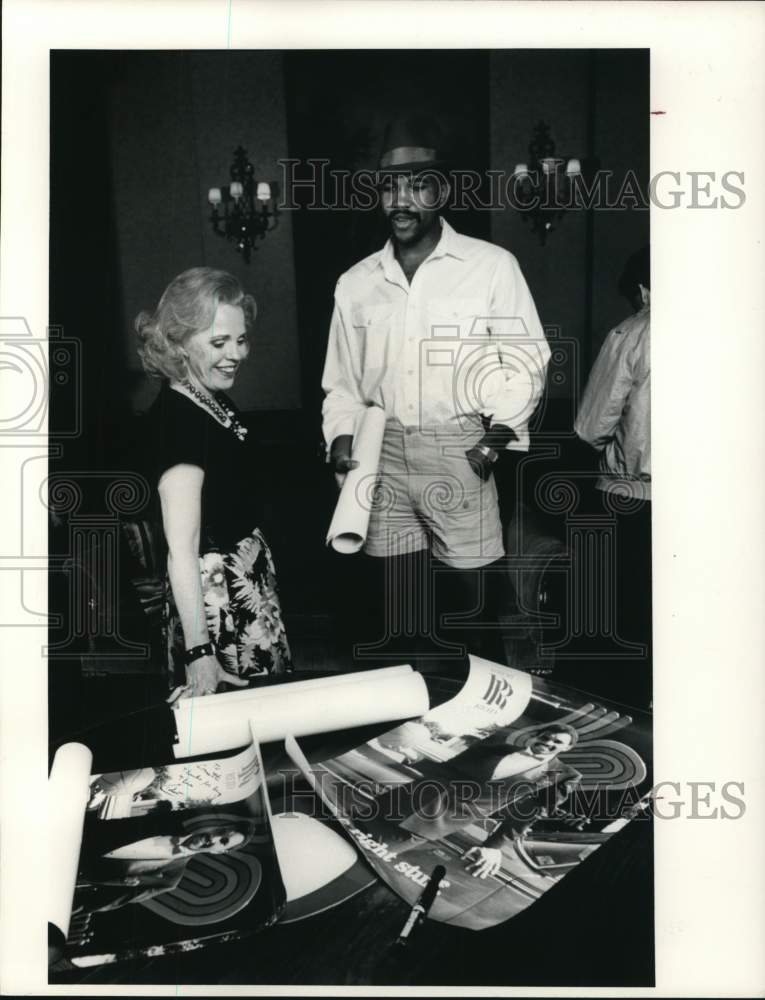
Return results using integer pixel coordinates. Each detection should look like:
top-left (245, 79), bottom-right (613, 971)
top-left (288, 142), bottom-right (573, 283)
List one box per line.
top-left (326, 405), bottom-right (387, 554)
top-left (174, 669), bottom-right (429, 759)
top-left (173, 663), bottom-right (413, 723)
top-left (48, 742), bottom-right (93, 940)
top-left (330, 532), bottom-right (364, 555)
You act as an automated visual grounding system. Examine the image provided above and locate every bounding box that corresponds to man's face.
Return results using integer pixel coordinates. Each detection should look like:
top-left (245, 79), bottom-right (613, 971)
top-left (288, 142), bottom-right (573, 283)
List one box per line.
top-left (182, 828), bottom-right (246, 854)
top-left (528, 730), bottom-right (574, 758)
top-left (380, 172), bottom-right (445, 247)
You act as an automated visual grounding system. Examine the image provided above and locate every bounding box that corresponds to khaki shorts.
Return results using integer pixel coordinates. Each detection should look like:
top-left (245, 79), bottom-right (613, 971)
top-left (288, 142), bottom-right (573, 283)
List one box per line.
top-left (365, 419), bottom-right (505, 569)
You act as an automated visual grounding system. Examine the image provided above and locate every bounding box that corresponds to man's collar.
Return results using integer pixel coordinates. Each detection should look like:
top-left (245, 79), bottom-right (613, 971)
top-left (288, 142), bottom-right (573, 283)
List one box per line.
top-left (379, 217), bottom-right (473, 279)
top-left (380, 237), bottom-right (399, 281)
top-left (433, 218), bottom-right (472, 261)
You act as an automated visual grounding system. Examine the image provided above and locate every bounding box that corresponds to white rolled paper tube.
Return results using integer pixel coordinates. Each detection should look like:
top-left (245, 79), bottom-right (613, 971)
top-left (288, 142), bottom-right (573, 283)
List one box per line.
top-left (172, 665), bottom-right (414, 758)
top-left (326, 405), bottom-right (387, 554)
top-left (175, 662), bottom-right (412, 720)
top-left (48, 742), bottom-right (93, 944)
top-left (173, 669), bottom-right (429, 759)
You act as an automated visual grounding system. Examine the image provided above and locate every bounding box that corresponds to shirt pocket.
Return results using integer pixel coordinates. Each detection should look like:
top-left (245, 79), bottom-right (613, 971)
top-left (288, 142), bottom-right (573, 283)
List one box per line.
top-left (427, 297), bottom-right (487, 341)
top-left (351, 303), bottom-right (395, 360)
top-left (351, 303), bottom-right (395, 333)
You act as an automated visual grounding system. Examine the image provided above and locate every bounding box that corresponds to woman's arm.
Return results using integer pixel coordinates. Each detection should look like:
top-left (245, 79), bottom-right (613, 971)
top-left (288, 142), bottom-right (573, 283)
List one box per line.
top-left (158, 463), bottom-right (247, 698)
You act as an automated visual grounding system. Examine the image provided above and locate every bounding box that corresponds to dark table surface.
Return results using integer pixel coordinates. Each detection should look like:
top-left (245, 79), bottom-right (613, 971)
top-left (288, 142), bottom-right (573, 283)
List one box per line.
top-left (50, 669), bottom-right (654, 988)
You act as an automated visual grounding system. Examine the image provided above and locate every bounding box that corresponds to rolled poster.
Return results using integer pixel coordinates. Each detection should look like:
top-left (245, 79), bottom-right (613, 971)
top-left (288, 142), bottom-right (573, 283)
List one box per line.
top-left (172, 665), bottom-right (428, 759)
top-left (326, 405), bottom-right (387, 554)
top-left (48, 742), bottom-right (93, 955)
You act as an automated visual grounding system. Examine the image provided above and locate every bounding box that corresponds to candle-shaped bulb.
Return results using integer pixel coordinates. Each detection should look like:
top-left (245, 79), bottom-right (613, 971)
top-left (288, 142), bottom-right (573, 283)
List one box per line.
top-left (229, 181), bottom-right (244, 199)
top-left (540, 157), bottom-right (557, 176)
top-left (208, 187), bottom-right (222, 205)
top-left (566, 158), bottom-right (581, 177)
top-left (513, 163), bottom-right (529, 178)
top-left (256, 182), bottom-right (271, 202)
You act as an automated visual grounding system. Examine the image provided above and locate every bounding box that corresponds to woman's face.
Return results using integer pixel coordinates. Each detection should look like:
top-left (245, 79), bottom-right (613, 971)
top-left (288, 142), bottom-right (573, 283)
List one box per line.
top-left (183, 302), bottom-right (250, 393)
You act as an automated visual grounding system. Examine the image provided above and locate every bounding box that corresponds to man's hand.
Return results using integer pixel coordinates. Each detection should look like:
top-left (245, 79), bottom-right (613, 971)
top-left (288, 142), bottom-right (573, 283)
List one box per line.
top-left (394, 745), bottom-right (421, 765)
top-left (466, 422), bottom-right (518, 481)
top-left (330, 434), bottom-right (359, 490)
top-left (465, 445), bottom-right (497, 482)
top-left (463, 846), bottom-right (503, 879)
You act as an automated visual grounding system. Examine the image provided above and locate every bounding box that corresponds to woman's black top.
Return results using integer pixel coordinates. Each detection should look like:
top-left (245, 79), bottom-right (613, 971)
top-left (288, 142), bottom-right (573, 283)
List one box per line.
top-left (147, 382), bottom-right (260, 554)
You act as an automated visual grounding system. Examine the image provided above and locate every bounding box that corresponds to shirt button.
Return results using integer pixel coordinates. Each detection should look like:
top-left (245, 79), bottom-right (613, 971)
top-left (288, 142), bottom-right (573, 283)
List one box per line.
top-left (408, 369), bottom-right (414, 376)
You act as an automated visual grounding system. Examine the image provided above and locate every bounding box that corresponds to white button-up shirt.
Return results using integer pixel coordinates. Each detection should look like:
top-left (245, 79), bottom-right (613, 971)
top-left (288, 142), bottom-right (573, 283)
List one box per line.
top-left (321, 219), bottom-right (549, 452)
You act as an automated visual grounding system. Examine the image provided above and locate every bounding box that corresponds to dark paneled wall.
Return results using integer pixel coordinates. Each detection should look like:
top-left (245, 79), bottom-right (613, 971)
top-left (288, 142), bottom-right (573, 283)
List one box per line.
top-left (107, 51), bottom-right (301, 415)
top-left (590, 50), bottom-right (650, 352)
top-left (284, 49), bottom-right (492, 432)
top-left (490, 50), bottom-right (649, 408)
top-left (51, 48), bottom-right (648, 457)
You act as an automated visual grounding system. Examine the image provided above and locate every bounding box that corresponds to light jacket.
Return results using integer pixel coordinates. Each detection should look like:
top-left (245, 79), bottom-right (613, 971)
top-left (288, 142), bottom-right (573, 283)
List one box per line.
top-left (575, 306), bottom-right (651, 501)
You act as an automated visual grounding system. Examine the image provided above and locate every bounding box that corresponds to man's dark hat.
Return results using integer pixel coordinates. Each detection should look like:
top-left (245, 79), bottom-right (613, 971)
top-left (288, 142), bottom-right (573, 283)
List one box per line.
top-left (378, 114), bottom-right (448, 173)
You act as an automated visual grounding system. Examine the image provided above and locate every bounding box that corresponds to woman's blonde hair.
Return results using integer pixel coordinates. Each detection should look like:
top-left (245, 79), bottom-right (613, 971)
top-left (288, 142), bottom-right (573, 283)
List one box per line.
top-left (135, 267), bottom-right (257, 380)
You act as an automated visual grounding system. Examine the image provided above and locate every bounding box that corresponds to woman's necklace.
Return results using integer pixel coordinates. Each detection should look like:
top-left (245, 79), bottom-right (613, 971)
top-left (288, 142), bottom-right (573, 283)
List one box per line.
top-left (179, 380), bottom-right (248, 441)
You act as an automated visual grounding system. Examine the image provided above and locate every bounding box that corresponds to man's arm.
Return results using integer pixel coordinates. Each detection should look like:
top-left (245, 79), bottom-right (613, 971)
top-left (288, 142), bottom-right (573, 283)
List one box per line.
top-left (483, 767), bottom-right (582, 847)
top-left (464, 768), bottom-right (582, 879)
top-left (321, 277), bottom-right (368, 467)
top-left (575, 327), bottom-right (634, 449)
top-left (479, 251), bottom-right (551, 448)
top-left (463, 781), bottom-right (547, 880)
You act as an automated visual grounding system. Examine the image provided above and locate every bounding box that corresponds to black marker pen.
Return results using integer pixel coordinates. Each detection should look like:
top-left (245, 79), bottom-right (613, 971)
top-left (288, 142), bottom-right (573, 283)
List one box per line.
top-left (395, 865), bottom-right (446, 947)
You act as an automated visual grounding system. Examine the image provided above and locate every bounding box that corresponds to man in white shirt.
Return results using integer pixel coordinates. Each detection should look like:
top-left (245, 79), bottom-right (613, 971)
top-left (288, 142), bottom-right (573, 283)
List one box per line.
top-left (322, 116), bottom-right (550, 667)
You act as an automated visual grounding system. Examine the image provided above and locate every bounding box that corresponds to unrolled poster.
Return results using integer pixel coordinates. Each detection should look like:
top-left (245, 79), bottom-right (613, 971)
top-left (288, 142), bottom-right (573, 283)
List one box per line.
top-left (288, 655), bottom-right (652, 931)
top-left (55, 740), bottom-right (286, 969)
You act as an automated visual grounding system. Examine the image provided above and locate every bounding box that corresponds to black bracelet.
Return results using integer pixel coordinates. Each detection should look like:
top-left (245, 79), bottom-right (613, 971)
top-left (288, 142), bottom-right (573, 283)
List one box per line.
top-left (184, 641), bottom-right (215, 665)
top-left (474, 444), bottom-right (499, 464)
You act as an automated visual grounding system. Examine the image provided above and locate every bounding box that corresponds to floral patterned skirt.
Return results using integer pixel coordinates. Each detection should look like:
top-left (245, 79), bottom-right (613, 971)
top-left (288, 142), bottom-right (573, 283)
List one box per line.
top-left (165, 528), bottom-right (293, 688)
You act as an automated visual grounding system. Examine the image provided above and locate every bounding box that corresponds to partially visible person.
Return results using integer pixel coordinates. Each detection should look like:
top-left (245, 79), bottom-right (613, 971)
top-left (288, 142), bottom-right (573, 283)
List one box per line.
top-left (575, 246), bottom-right (651, 656)
top-left (575, 246), bottom-right (651, 502)
top-left (136, 268), bottom-right (292, 697)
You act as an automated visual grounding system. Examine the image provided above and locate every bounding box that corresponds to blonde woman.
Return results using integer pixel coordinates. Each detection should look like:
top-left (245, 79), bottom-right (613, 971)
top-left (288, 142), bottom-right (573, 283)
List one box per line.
top-left (136, 267), bottom-right (292, 697)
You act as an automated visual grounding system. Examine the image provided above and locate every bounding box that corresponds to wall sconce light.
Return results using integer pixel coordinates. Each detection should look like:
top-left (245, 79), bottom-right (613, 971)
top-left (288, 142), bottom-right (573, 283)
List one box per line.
top-left (208, 146), bottom-right (279, 263)
top-left (513, 122), bottom-right (583, 245)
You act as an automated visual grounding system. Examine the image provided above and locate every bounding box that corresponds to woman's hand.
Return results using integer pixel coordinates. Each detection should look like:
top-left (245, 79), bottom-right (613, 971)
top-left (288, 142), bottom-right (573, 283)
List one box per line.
top-left (180, 655), bottom-right (249, 699)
